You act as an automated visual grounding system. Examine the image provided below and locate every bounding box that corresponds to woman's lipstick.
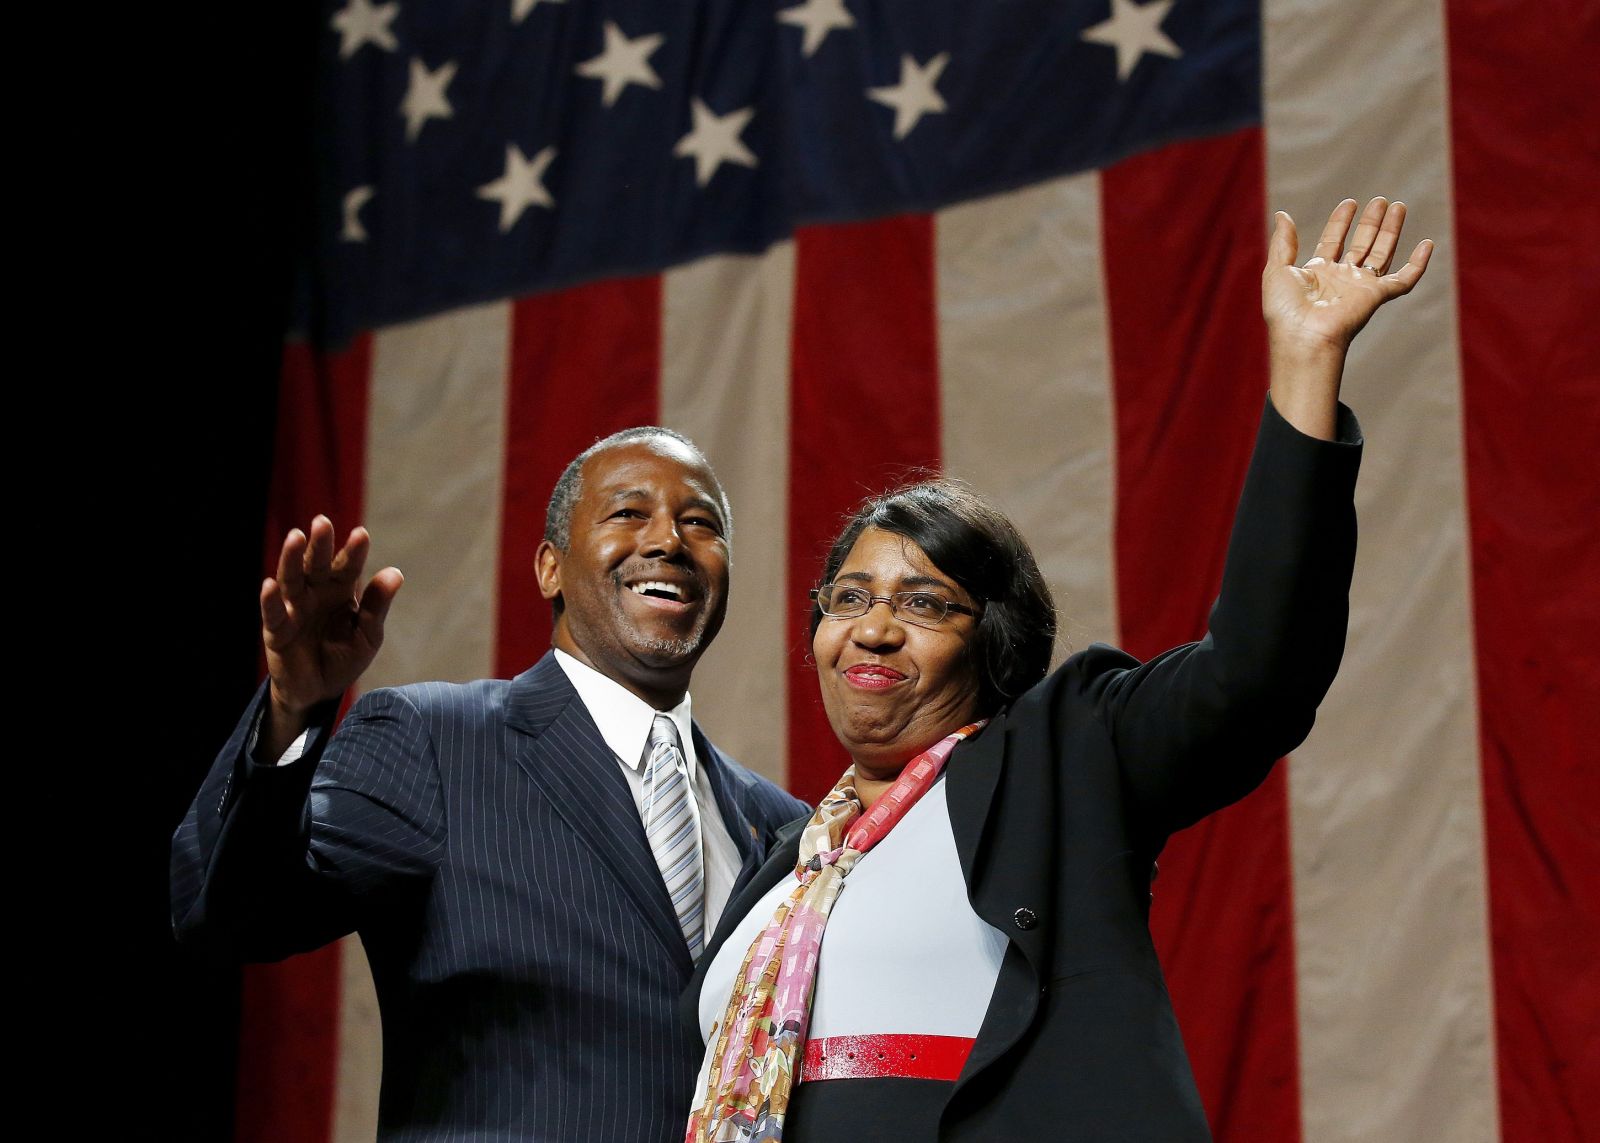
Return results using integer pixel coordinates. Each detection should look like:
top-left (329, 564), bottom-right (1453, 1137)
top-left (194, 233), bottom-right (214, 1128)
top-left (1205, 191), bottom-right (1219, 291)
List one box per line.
top-left (843, 664), bottom-right (907, 691)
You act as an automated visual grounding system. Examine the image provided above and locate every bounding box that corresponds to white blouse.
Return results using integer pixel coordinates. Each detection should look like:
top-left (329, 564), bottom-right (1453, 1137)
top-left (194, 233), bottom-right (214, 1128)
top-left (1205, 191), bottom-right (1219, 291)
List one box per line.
top-left (692, 778), bottom-right (1007, 1094)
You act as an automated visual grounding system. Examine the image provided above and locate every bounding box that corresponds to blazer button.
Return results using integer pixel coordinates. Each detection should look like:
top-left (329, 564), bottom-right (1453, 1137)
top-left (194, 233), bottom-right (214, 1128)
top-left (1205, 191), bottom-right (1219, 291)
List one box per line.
top-left (1013, 907), bottom-right (1038, 931)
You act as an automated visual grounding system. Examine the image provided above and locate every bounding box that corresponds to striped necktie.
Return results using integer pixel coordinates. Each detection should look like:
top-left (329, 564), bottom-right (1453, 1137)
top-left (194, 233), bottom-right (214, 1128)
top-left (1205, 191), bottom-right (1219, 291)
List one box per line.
top-left (643, 714), bottom-right (705, 959)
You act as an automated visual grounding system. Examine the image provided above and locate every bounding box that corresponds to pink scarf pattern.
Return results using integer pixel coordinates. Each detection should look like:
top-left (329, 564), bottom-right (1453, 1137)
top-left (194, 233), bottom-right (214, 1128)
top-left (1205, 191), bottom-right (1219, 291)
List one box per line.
top-left (685, 721), bottom-right (986, 1143)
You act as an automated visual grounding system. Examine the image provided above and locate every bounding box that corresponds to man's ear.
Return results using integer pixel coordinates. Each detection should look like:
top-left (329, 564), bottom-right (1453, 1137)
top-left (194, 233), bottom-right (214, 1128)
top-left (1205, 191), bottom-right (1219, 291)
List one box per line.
top-left (535, 539), bottom-right (562, 602)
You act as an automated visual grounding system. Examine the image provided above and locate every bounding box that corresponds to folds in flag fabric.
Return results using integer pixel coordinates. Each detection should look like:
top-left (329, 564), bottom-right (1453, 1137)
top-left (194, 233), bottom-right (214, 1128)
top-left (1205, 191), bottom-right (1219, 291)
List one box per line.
top-left (236, 1), bottom-right (1597, 1140)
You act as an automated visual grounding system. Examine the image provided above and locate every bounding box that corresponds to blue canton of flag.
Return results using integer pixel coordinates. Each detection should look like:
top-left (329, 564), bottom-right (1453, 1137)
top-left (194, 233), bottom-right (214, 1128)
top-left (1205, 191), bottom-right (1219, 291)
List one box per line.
top-left (306, 0), bottom-right (1258, 348)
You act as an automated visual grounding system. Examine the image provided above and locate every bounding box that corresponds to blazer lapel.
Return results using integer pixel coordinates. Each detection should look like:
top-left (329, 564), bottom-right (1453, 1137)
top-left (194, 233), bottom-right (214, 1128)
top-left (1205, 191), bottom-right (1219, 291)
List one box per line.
top-left (947, 715), bottom-right (1005, 884)
top-left (505, 653), bottom-right (691, 969)
top-left (945, 712), bottom-right (1053, 1094)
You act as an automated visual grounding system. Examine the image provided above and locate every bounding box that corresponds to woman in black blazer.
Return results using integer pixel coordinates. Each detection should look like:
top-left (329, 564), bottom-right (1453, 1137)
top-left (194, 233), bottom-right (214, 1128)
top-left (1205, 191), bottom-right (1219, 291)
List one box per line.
top-left (685, 198), bottom-right (1432, 1142)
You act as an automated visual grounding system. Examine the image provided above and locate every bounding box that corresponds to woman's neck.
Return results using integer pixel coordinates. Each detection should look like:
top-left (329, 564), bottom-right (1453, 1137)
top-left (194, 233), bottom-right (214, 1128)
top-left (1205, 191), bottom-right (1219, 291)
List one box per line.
top-left (849, 749), bottom-right (921, 810)
top-left (853, 772), bottom-right (897, 811)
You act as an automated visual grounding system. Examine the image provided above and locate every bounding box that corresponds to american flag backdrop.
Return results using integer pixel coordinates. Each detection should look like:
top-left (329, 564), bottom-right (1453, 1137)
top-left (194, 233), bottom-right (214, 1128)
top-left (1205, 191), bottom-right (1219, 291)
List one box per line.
top-left (231, 0), bottom-right (1596, 1140)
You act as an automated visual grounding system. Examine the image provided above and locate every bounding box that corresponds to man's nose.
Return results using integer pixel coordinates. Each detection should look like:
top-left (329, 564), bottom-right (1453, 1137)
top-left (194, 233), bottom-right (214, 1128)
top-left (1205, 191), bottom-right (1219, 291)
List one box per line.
top-left (639, 513), bottom-right (684, 558)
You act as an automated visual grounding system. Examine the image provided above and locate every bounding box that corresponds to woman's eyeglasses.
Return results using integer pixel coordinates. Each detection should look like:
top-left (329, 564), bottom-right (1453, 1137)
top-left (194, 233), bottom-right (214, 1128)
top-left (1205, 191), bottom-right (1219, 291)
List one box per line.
top-left (810, 583), bottom-right (981, 629)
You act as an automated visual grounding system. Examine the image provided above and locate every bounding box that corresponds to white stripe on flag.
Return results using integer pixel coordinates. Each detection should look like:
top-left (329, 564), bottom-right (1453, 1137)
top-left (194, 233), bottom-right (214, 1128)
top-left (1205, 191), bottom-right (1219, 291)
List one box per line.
top-left (336, 300), bottom-right (513, 1143)
top-left (362, 300), bottom-right (513, 690)
top-left (1264, 2), bottom-right (1500, 1139)
top-left (936, 173), bottom-right (1120, 661)
top-left (661, 244), bottom-right (796, 786)
top-left (334, 935), bottom-right (382, 1143)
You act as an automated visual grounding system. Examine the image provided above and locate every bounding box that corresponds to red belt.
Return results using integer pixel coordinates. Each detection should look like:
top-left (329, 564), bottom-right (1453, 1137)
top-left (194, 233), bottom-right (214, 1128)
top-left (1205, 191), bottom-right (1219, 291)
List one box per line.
top-left (801, 1033), bottom-right (975, 1082)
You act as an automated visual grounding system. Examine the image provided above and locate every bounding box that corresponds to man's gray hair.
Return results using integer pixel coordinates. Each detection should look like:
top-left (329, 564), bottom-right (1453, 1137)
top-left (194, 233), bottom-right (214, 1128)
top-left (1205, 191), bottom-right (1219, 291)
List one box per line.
top-left (543, 426), bottom-right (732, 549)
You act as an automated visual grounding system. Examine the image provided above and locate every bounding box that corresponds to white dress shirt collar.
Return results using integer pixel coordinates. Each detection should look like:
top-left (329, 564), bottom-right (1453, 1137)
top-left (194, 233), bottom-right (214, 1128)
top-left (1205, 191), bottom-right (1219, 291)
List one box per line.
top-left (553, 648), bottom-right (699, 776)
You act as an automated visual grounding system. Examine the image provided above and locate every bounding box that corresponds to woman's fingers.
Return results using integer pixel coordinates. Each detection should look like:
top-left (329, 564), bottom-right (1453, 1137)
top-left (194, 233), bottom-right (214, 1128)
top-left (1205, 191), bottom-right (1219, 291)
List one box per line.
top-left (1341, 197), bottom-right (1390, 265)
top-left (1385, 239), bottom-right (1434, 294)
top-left (1267, 210), bottom-right (1300, 267)
top-left (1311, 199), bottom-right (1358, 262)
top-left (1362, 201), bottom-right (1407, 273)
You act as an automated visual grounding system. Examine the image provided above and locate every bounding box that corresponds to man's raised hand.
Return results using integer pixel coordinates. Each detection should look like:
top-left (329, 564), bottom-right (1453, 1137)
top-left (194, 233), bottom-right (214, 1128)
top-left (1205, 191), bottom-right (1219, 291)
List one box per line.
top-left (261, 516), bottom-right (402, 733)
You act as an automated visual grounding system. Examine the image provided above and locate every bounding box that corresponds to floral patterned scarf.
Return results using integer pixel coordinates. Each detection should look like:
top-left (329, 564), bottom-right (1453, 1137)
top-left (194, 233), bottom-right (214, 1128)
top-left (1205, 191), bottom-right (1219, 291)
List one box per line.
top-left (685, 720), bottom-right (987, 1143)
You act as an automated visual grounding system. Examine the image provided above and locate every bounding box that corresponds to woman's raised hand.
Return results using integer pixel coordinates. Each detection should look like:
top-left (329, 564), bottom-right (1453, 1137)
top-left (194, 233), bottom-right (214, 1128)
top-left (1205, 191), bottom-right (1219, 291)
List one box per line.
top-left (1264, 197), bottom-right (1432, 351)
top-left (1263, 197), bottom-right (1433, 437)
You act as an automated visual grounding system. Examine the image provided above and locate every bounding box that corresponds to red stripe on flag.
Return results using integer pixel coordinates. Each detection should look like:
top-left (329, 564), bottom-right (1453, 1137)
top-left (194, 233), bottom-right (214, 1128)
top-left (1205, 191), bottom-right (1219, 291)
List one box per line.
top-left (267, 337), bottom-right (373, 547)
top-left (239, 335), bottom-right (375, 1143)
top-left (498, 277), bottom-right (663, 678)
top-left (1446, 4), bottom-right (1600, 1137)
top-left (1100, 128), bottom-right (1302, 1142)
top-left (787, 215), bottom-right (942, 803)
top-left (235, 946), bottom-right (343, 1143)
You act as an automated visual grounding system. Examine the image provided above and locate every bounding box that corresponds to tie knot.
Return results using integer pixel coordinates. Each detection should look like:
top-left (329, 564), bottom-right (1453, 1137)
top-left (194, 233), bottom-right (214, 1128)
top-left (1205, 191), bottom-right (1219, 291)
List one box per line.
top-left (650, 713), bottom-right (683, 754)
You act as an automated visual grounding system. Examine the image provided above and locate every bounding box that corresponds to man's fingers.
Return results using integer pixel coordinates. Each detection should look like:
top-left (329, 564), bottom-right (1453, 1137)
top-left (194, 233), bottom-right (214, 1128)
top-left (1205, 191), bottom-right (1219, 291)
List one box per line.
top-left (1267, 211), bottom-right (1299, 267)
top-left (261, 578), bottom-right (293, 639)
top-left (304, 515), bottom-right (337, 578)
top-left (276, 529), bottom-right (308, 595)
top-left (1312, 199), bottom-right (1358, 262)
top-left (1387, 239), bottom-right (1434, 293)
top-left (332, 525), bottom-right (372, 582)
top-left (356, 568), bottom-right (404, 647)
top-left (1341, 197), bottom-right (1389, 265)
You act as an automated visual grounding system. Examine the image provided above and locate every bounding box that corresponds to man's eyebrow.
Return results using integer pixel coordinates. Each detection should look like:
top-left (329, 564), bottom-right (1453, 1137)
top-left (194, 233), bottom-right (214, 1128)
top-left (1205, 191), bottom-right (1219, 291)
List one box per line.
top-left (601, 487), bottom-right (725, 526)
top-left (680, 496), bottom-right (725, 523)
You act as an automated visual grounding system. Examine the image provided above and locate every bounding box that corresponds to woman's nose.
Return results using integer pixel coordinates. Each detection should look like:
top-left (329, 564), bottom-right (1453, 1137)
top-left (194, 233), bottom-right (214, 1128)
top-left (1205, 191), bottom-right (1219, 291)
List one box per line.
top-left (851, 599), bottom-right (906, 648)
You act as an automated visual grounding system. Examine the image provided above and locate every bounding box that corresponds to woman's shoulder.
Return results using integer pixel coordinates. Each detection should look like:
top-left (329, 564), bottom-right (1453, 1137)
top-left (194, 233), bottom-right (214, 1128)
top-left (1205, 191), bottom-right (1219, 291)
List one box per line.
top-left (1010, 638), bottom-right (1237, 741)
top-left (1061, 642), bottom-right (1141, 675)
top-left (995, 642), bottom-right (1141, 723)
top-left (1041, 642), bottom-right (1143, 697)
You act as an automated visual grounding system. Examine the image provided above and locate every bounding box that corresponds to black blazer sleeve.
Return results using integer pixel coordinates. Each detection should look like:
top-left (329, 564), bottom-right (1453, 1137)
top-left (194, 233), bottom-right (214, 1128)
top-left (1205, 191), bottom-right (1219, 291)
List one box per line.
top-left (1081, 397), bottom-right (1363, 835)
top-left (171, 682), bottom-right (448, 960)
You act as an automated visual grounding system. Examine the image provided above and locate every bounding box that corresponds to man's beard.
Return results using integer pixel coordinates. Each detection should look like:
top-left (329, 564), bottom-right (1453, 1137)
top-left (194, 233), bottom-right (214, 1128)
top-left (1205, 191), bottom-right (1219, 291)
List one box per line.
top-left (608, 567), bottom-right (716, 665)
top-left (632, 627), bottom-right (707, 662)
top-left (616, 594), bottom-right (716, 665)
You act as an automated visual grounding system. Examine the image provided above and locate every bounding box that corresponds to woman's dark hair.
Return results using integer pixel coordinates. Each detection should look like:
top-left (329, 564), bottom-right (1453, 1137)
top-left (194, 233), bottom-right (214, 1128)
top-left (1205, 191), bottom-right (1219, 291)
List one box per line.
top-left (809, 481), bottom-right (1057, 717)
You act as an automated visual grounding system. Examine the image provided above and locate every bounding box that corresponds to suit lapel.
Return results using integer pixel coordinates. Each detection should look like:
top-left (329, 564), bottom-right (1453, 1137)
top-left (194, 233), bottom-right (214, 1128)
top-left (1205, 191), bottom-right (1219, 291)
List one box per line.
top-left (505, 654), bottom-right (690, 969)
top-left (694, 726), bottom-right (761, 884)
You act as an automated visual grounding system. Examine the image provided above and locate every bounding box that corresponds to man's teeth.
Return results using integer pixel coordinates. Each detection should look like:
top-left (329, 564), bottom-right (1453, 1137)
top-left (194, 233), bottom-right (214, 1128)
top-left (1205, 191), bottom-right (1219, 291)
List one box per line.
top-left (630, 581), bottom-right (685, 600)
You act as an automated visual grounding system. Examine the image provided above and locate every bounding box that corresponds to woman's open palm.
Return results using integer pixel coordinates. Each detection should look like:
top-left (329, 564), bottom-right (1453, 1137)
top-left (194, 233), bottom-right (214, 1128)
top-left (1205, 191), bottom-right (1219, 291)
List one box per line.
top-left (1263, 197), bottom-right (1433, 353)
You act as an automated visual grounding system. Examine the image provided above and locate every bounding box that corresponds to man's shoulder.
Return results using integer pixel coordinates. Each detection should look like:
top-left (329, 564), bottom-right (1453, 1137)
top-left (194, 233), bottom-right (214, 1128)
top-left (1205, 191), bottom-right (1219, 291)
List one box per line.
top-left (699, 735), bottom-right (808, 820)
top-left (354, 676), bottom-right (520, 723)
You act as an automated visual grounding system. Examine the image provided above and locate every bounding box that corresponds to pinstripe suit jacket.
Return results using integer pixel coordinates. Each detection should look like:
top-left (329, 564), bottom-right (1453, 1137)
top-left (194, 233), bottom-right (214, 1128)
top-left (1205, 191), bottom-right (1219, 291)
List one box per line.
top-left (172, 652), bottom-right (807, 1143)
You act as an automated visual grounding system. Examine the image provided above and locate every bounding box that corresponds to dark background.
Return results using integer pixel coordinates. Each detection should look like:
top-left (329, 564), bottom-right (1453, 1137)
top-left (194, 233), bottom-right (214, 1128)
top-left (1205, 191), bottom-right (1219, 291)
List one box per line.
top-left (131, 6), bottom-right (321, 1136)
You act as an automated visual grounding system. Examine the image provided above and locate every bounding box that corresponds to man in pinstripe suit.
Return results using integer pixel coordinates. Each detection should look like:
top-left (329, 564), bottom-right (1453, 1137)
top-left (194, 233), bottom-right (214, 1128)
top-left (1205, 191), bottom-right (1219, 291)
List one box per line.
top-left (173, 428), bottom-right (807, 1142)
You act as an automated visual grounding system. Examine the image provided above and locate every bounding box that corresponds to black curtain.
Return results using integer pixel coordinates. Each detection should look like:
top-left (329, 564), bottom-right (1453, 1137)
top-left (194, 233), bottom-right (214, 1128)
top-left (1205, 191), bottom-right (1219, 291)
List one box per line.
top-left (133, 5), bottom-right (320, 1137)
